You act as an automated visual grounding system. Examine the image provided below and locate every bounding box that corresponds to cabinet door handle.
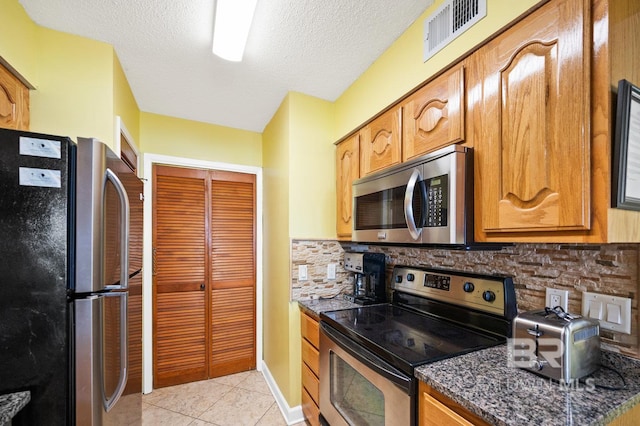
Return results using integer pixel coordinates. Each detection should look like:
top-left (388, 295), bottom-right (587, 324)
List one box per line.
top-left (200, 283), bottom-right (205, 291)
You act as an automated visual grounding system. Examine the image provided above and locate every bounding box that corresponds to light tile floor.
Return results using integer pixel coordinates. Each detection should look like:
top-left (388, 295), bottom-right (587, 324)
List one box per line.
top-left (142, 370), bottom-right (306, 426)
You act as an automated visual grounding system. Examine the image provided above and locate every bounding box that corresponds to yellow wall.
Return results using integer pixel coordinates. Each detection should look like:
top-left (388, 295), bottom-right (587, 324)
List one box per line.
top-left (114, 53), bottom-right (141, 146)
top-left (30, 28), bottom-right (115, 145)
top-left (334, 0), bottom-right (542, 138)
top-left (140, 112), bottom-right (262, 166)
top-left (0, 0), bottom-right (38, 84)
top-left (288, 92), bottom-right (336, 239)
top-left (262, 92), bottom-right (336, 407)
top-left (262, 94), bottom-right (295, 403)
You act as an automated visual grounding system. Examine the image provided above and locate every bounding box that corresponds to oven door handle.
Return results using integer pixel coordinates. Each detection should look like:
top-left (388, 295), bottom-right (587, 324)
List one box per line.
top-left (404, 168), bottom-right (423, 241)
top-left (321, 322), bottom-right (413, 394)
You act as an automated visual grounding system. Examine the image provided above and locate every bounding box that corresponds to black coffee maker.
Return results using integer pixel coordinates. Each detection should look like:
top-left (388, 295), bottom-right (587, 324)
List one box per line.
top-left (343, 252), bottom-right (386, 305)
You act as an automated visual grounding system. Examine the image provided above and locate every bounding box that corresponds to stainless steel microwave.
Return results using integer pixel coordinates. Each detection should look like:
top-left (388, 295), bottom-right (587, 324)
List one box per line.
top-left (352, 145), bottom-right (473, 245)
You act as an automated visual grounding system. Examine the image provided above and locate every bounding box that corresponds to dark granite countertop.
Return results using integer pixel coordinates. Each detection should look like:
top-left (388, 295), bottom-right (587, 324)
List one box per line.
top-left (415, 345), bottom-right (640, 426)
top-left (0, 391), bottom-right (30, 425)
top-left (297, 297), bottom-right (361, 320)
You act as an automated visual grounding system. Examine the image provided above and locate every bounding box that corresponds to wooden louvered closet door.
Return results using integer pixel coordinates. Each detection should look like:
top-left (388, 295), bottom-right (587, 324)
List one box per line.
top-left (152, 165), bottom-right (256, 388)
top-left (210, 171), bottom-right (256, 377)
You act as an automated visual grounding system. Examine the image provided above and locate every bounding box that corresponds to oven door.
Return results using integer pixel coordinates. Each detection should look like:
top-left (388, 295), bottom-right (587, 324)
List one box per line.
top-left (319, 323), bottom-right (414, 426)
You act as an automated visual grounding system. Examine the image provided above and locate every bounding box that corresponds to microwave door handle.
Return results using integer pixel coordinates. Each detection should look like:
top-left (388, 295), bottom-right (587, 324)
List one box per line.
top-left (105, 169), bottom-right (130, 290)
top-left (404, 169), bottom-right (423, 241)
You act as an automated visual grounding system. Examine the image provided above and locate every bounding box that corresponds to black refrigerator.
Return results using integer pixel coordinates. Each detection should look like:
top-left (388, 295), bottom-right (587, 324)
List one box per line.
top-left (0, 128), bottom-right (143, 425)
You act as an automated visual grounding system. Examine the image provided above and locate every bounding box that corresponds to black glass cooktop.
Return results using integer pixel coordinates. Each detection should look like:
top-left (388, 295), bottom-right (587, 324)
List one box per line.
top-left (320, 304), bottom-right (503, 372)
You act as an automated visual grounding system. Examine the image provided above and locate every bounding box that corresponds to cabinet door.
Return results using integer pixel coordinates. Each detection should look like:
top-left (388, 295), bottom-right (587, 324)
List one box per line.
top-left (336, 134), bottom-right (360, 238)
top-left (476, 0), bottom-right (590, 233)
top-left (360, 107), bottom-right (402, 176)
top-left (403, 64), bottom-right (464, 161)
top-left (0, 62), bottom-right (29, 130)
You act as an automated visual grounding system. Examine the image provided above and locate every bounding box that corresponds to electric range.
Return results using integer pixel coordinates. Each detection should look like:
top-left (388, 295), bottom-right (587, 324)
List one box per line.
top-left (319, 265), bottom-right (518, 426)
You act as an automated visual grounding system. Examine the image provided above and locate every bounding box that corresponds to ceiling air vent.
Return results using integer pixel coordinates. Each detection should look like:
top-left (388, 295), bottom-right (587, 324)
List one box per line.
top-left (423, 0), bottom-right (487, 62)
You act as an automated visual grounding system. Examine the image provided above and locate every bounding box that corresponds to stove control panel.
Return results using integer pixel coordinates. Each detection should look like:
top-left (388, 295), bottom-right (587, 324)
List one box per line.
top-left (424, 274), bottom-right (450, 291)
top-left (392, 266), bottom-right (515, 317)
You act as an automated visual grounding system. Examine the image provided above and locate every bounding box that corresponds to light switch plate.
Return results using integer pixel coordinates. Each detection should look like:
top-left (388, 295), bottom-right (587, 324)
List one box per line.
top-left (545, 288), bottom-right (569, 311)
top-left (582, 291), bottom-right (632, 334)
top-left (327, 263), bottom-right (336, 280)
top-left (298, 265), bottom-right (308, 281)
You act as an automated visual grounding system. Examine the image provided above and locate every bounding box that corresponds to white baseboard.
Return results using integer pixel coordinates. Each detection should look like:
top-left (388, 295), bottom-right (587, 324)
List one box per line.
top-left (260, 361), bottom-right (305, 425)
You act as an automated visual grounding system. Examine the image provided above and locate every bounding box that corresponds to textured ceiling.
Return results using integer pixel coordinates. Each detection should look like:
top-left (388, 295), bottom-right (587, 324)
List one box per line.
top-left (19, 0), bottom-right (432, 132)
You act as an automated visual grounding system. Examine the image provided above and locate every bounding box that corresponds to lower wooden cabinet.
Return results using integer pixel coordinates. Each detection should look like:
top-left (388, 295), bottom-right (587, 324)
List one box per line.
top-left (302, 387), bottom-right (320, 426)
top-left (419, 381), bottom-right (490, 426)
top-left (300, 311), bottom-right (320, 426)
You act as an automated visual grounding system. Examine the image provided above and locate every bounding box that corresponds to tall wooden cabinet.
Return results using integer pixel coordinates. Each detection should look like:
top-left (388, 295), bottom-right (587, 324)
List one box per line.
top-left (336, 134), bottom-right (360, 239)
top-left (0, 62), bottom-right (29, 131)
top-left (472, 0), bottom-right (640, 242)
top-left (473, 0), bottom-right (591, 235)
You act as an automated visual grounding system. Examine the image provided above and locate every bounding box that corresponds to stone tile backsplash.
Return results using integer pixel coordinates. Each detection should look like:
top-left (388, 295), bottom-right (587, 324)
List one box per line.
top-left (291, 239), bottom-right (639, 358)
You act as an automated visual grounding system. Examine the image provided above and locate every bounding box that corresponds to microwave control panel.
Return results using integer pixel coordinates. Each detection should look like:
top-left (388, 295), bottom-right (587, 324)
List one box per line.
top-left (425, 174), bottom-right (448, 227)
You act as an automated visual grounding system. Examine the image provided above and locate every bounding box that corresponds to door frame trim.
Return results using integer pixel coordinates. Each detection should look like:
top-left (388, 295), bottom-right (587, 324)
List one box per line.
top-left (142, 153), bottom-right (263, 394)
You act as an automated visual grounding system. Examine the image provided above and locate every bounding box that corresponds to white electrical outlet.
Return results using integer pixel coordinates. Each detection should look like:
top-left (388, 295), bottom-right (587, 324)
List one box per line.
top-left (298, 265), bottom-right (308, 281)
top-left (327, 263), bottom-right (337, 280)
top-left (545, 288), bottom-right (569, 311)
top-left (582, 292), bottom-right (632, 334)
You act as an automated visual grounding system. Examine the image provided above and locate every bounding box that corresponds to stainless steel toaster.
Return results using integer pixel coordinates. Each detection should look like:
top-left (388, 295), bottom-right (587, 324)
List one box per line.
top-left (512, 308), bottom-right (600, 383)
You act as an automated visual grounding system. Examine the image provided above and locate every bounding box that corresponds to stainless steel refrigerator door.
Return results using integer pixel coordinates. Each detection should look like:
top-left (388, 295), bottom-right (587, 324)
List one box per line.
top-left (75, 293), bottom-right (133, 425)
top-left (76, 137), bottom-right (130, 293)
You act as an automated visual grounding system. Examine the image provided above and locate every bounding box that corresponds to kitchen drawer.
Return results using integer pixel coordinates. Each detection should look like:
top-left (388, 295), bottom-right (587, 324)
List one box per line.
top-left (300, 312), bottom-right (320, 348)
top-left (302, 387), bottom-right (320, 426)
top-left (420, 392), bottom-right (473, 426)
top-left (302, 362), bottom-right (320, 405)
top-left (301, 338), bottom-right (320, 376)
top-left (419, 381), bottom-right (490, 426)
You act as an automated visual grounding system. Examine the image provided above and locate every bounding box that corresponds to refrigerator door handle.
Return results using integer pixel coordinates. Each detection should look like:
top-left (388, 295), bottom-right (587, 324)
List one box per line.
top-left (105, 168), bottom-right (130, 290)
top-left (103, 292), bottom-right (128, 412)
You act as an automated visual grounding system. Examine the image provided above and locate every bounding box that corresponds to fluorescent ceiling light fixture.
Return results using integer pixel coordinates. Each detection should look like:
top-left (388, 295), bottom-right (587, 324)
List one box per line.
top-left (212, 0), bottom-right (258, 62)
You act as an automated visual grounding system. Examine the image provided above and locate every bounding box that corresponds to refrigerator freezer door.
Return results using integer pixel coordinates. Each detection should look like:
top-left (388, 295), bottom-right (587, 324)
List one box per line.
top-left (75, 293), bottom-right (134, 425)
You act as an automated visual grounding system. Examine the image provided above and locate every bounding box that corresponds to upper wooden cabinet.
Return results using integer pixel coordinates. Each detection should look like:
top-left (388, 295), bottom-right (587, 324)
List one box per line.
top-left (336, 134), bottom-right (360, 239)
top-left (0, 62), bottom-right (29, 131)
top-left (402, 64), bottom-right (465, 161)
top-left (335, 0), bottom-right (640, 243)
top-left (360, 106), bottom-right (402, 177)
top-left (473, 0), bottom-right (590, 234)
